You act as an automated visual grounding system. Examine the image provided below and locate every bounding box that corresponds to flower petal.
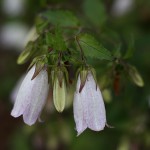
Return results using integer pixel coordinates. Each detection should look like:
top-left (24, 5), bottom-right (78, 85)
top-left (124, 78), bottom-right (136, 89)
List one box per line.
top-left (23, 69), bottom-right (49, 125)
top-left (73, 76), bottom-right (87, 135)
top-left (10, 74), bottom-right (25, 103)
top-left (86, 73), bottom-right (106, 131)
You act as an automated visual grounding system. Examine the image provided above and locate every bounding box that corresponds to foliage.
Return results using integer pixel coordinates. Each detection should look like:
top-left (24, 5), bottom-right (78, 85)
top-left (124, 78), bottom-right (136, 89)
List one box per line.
top-left (0, 0), bottom-right (150, 150)
top-left (77, 33), bottom-right (113, 61)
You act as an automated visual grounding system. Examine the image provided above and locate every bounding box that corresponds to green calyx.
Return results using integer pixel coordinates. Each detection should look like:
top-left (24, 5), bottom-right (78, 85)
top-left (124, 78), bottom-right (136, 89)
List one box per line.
top-left (79, 69), bottom-right (88, 93)
top-left (76, 66), bottom-right (98, 93)
top-left (28, 55), bottom-right (48, 80)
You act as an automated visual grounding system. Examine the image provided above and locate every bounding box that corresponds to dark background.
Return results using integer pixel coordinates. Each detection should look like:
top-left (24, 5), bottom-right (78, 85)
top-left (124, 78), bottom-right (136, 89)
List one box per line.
top-left (0, 0), bottom-right (150, 150)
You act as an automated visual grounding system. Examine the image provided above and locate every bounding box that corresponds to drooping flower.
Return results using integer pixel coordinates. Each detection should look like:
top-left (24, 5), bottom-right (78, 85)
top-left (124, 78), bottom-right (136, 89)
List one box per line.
top-left (11, 65), bottom-right (49, 125)
top-left (73, 71), bottom-right (106, 135)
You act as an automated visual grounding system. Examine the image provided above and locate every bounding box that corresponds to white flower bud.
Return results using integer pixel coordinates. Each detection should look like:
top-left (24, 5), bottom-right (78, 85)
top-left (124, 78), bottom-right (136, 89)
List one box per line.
top-left (53, 71), bottom-right (66, 112)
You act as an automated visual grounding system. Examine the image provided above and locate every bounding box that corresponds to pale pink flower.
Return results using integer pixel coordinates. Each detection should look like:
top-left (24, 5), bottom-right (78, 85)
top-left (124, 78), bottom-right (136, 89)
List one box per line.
top-left (11, 66), bottom-right (49, 125)
top-left (10, 74), bottom-right (25, 103)
top-left (73, 72), bottom-right (106, 135)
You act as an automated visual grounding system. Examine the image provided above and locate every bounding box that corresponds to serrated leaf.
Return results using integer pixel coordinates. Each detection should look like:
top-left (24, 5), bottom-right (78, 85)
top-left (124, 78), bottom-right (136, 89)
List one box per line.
top-left (128, 65), bottom-right (144, 87)
top-left (46, 27), bottom-right (67, 51)
top-left (77, 34), bottom-right (113, 61)
top-left (53, 27), bottom-right (67, 51)
top-left (83, 0), bottom-right (107, 26)
top-left (42, 10), bottom-right (80, 27)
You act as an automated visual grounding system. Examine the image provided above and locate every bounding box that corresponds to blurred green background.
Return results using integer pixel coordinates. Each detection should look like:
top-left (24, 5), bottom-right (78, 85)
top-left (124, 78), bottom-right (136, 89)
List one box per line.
top-left (0, 0), bottom-right (150, 150)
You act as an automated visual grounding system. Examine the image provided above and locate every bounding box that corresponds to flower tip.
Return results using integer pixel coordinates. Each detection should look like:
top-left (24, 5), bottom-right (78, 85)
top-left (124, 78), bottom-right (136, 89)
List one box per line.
top-left (75, 127), bottom-right (87, 136)
top-left (95, 126), bottom-right (105, 132)
top-left (26, 123), bottom-right (34, 126)
top-left (23, 114), bottom-right (37, 126)
top-left (56, 108), bottom-right (64, 113)
top-left (23, 119), bottom-right (35, 126)
top-left (77, 131), bottom-right (83, 137)
top-left (53, 71), bottom-right (66, 114)
top-left (89, 120), bottom-right (106, 132)
top-left (10, 109), bottom-right (21, 118)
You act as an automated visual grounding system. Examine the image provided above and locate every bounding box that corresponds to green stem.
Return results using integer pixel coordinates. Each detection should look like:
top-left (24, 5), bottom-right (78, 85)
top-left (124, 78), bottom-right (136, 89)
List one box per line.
top-left (75, 36), bottom-right (87, 65)
top-left (57, 52), bottom-right (63, 66)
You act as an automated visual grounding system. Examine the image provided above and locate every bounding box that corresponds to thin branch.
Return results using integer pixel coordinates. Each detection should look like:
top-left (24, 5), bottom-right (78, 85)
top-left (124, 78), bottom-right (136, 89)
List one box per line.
top-left (75, 36), bottom-right (87, 65)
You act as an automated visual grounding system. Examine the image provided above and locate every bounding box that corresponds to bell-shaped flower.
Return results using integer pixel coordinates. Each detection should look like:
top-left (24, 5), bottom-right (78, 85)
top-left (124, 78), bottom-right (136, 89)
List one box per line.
top-left (11, 65), bottom-right (49, 125)
top-left (73, 71), bottom-right (106, 135)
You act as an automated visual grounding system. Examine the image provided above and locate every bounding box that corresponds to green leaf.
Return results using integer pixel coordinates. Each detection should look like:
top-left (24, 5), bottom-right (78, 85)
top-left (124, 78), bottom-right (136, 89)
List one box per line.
top-left (46, 32), bottom-right (54, 47)
top-left (42, 10), bottom-right (80, 27)
top-left (18, 35), bottom-right (48, 65)
top-left (128, 65), bottom-right (144, 87)
top-left (17, 41), bottom-right (35, 64)
top-left (82, 0), bottom-right (107, 26)
top-left (46, 27), bottom-right (67, 51)
top-left (53, 27), bottom-right (67, 51)
top-left (112, 43), bottom-right (122, 58)
top-left (77, 34), bottom-right (113, 61)
top-left (124, 34), bottom-right (135, 59)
